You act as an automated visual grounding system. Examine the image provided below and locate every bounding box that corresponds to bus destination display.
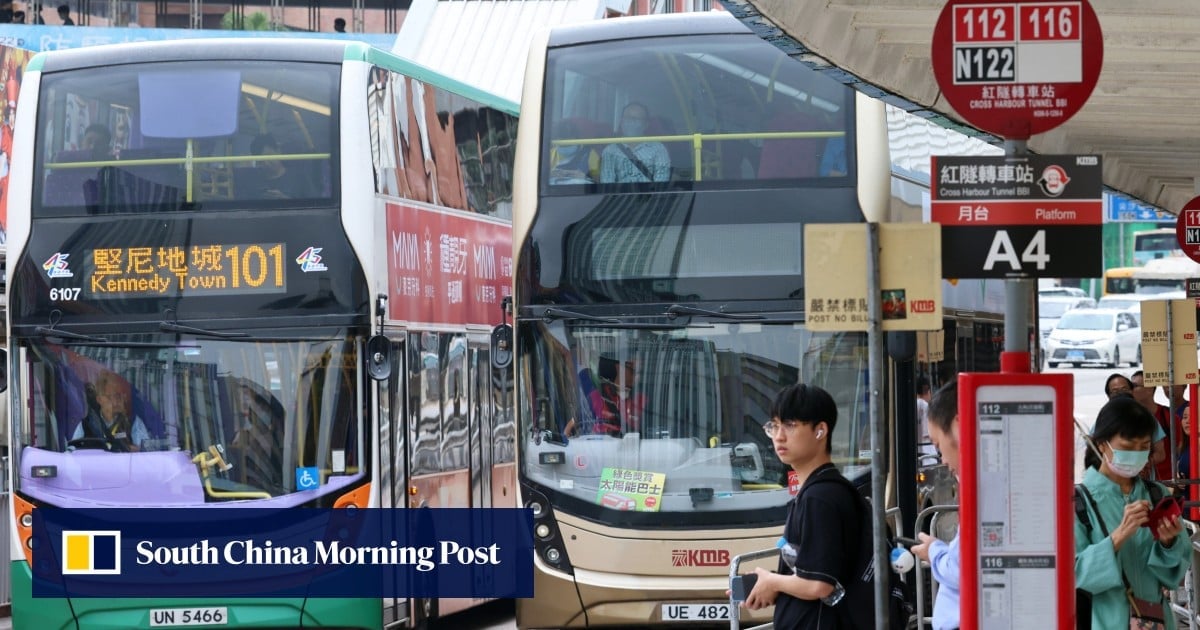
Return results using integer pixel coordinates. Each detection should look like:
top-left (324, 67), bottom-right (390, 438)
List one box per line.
top-left (70, 243), bottom-right (289, 299)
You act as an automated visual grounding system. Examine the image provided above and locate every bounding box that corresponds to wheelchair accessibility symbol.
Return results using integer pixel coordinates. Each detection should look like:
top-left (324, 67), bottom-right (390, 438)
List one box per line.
top-left (296, 466), bottom-right (320, 491)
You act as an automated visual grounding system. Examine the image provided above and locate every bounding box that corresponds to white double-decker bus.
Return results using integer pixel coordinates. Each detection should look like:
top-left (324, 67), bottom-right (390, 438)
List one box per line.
top-left (6, 39), bottom-right (516, 629)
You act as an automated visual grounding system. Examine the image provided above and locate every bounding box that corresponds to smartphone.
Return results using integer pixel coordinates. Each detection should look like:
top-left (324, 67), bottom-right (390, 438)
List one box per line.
top-left (729, 573), bottom-right (759, 602)
top-left (1146, 496), bottom-right (1183, 540)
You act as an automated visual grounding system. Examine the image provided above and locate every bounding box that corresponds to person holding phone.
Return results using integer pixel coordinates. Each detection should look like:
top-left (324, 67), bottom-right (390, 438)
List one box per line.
top-left (1075, 395), bottom-right (1190, 630)
top-left (734, 383), bottom-right (864, 629)
top-left (912, 380), bottom-right (962, 630)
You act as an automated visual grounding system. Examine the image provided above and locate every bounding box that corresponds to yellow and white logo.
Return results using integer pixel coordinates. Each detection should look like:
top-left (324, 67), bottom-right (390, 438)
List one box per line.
top-left (62, 530), bottom-right (121, 575)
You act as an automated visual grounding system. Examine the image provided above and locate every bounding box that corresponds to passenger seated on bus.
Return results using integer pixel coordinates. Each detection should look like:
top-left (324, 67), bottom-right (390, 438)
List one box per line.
top-left (82, 123), bottom-right (115, 161)
top-left (549, 119), bottom-right (600, 184)
top-left (246, 133), bottom-right (311, 199)
top-left (600, 102), bottom-right (670, 184)
top-left (69, 371), bottom-right (150, 452)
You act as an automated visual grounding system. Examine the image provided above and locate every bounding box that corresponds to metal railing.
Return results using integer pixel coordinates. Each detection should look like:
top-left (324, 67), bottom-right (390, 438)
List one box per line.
top-left (912, 504), bottom-right (958, 630)
top-left (727, 547), bottom-right (777, 630)
top-left (1168, 520), bottom-right (1199, 628)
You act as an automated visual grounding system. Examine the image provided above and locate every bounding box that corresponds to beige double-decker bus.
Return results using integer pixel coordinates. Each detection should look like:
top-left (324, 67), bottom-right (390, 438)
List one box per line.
top-left (509, 12), bottom-right (891, 628)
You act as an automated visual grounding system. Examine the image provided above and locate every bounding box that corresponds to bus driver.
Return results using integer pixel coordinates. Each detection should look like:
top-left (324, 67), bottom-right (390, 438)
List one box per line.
top-left (71, 371), bottom-right (149, 452)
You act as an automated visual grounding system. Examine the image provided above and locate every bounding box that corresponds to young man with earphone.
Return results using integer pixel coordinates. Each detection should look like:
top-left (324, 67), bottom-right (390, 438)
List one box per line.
top-left (737, 383), bottom-right (865, 629)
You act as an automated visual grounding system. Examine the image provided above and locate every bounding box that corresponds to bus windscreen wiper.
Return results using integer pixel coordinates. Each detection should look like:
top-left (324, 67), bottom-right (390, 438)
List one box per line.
top-left (539, 308), bottom-right (621, 324)
top-left (665, 304), bottom-right (766, 321)
top-left (35, 326), bottom-right (107, 343)
top-left (160, 321), bottom-right (250, 339)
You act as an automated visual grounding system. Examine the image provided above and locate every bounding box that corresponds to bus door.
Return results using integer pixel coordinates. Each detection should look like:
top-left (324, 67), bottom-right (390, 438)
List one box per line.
top-left (469, 340), bottom-right (494, 509)
top-left (379, 335), bottom-right (410, 627)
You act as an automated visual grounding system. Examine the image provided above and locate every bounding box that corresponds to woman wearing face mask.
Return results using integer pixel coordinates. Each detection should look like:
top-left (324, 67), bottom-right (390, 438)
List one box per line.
top-left (549, 120), bottom-right (599, 184)
top-left (1075, 395), bottom-right (1190, 630)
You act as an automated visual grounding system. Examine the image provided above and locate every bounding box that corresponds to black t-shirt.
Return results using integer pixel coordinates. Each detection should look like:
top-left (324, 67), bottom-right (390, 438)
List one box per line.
top-left (773, 464), bottom-right (863, 630)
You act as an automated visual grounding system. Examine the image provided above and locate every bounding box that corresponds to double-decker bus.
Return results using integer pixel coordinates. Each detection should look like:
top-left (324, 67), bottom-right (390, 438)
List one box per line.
top-left (6, 38), bottom-right (517, 629)
top-left (511, 12), bottom-right (889, 628)
top-left (510, 12), bottom-right (1031, 628)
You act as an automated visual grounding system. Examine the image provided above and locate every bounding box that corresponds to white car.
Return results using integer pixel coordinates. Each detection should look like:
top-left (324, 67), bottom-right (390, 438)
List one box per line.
top-left (1044, 308), bottom-right (1141, 368)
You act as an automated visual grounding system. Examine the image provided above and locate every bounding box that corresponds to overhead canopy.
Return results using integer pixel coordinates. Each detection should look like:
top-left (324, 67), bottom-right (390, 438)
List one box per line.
top-left (721, 0), bottom-right (1200, 215)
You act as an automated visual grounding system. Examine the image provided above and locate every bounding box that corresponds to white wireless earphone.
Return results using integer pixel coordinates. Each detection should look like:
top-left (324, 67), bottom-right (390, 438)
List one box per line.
top-left (816, 429), bottom-right (825, 439)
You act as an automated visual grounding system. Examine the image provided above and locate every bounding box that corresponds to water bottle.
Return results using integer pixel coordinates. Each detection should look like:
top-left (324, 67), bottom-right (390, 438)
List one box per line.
top-left (890, 544), bottom-right (915, 574)
top-left (776, 537), bottom-right (797, 572)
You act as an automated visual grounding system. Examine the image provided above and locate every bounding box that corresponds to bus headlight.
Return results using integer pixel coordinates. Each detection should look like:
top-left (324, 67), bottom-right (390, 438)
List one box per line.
top-left (545, 548), bottom-right (561, 564)
top-left (527, 501), bottom-right (545, 518)
top-left (535, 523), bottom-right (552, 540)
top-left (20, 513), bottom-right (32, 528)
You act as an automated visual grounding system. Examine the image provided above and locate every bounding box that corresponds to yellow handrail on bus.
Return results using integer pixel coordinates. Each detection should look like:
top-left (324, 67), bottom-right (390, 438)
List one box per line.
top-left (551, 131), bottom-right (842, 183)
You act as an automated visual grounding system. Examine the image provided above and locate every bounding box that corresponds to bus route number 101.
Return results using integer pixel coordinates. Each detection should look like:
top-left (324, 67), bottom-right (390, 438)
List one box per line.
top-left (50, 287), bottom-right (82, 301)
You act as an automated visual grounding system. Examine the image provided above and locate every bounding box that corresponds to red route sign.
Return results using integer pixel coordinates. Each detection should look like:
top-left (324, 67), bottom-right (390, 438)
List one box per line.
top-left (1176, 195), bottom-right (1200, 265)
top-left (931, 0), bottom-right (1103, 140)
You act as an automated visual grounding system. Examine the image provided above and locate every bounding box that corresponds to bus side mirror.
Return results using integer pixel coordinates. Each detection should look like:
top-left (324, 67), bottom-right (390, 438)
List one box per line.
top-left (366, 335), bottom-right (391, 381)
top-left (491, 324), bottom-right (513, 370)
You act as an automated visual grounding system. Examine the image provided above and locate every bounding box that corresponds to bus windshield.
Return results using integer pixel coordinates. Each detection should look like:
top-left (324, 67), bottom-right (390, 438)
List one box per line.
top-left (14, 331), bottom-right (360, 506)
top-left (35, 60), bottom-right (338, 215)
top-left (541, 33), bottom-right (851, 191)
top-left (519, 320), bottom-right (868, 525)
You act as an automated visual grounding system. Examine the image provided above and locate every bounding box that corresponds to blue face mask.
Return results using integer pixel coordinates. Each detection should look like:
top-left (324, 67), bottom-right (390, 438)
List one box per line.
top-left (1106, 444), bottom-right (1150, 478)
top-left (621, 119), bottom-right (646, 137)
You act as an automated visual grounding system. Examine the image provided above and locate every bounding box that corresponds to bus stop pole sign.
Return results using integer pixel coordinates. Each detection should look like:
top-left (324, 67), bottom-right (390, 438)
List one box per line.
top-left (959, 372), bottom-right (1075, 630)
top-left (1175, 195), bottom-right (1200, 265)
top-left (931, 0), bottom-right (1103, 139)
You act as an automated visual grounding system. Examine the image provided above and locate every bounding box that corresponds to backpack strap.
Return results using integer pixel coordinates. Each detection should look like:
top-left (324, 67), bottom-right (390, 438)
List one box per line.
top-left (1076, 484), bottom-right (1110, 538)
top-left (1141, 477), bottom-right (1164, 506)
top-left (1073, 484), bottom-right (1095, 538)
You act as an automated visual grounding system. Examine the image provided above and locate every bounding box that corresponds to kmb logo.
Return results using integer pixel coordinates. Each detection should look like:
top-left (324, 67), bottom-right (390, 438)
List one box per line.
top-left (671, 549), bottom-right (730, 567)
top-left (912, 300), bottom-right (937, 313)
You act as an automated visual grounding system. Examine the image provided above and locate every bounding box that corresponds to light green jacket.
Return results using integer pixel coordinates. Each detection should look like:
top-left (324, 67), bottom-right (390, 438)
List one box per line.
top-left (1074, 467), bottom-right (1191, 630)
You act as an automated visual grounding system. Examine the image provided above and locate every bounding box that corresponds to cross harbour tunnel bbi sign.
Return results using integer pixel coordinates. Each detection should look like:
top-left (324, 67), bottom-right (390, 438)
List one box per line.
top-left (931, 0), bottom-right (1103, 140)
top-left (933, 154), bottom-right (1102, 279)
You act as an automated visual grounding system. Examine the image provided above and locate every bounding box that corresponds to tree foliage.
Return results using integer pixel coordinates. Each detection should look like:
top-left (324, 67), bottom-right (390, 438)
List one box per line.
top-left (220, 11), bottom-right (276, 31)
